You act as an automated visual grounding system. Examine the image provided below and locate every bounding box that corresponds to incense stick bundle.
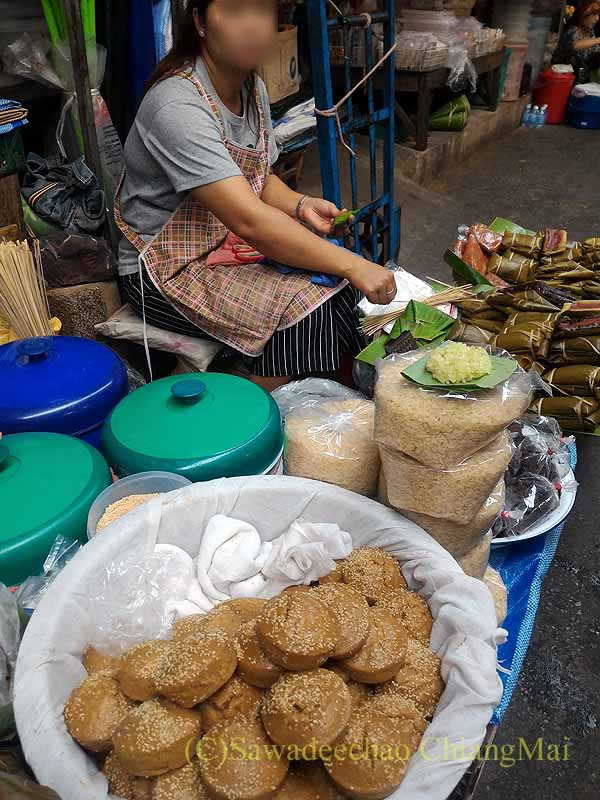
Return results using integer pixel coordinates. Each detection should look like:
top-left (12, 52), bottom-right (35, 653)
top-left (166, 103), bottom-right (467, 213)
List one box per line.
top-left (0, 240), bottom-right (53, 339)
top-left (360, 285), bottom-right (475, 337)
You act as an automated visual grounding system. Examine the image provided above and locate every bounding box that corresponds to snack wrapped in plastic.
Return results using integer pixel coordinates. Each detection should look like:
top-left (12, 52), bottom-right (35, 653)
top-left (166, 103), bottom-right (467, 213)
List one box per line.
top-left (470, 223), bottom-right (503, 254)
top-left (378, 472), bottom-right (504, 559)
top-left (492, 474), bottom-right (562, 538)
top-left (507, 415), bottom-right (572, 484)
top-left (374, 350), bottom-right (532, 469)
top-left (379, 433), bottom-right (512, 525)
top-left (284, 398), bottom-right (380, 497)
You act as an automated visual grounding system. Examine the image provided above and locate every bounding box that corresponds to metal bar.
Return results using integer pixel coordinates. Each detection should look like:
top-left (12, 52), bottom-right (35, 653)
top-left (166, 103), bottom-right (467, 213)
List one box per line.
top-left (341, 108), bottom-right (389, 133)
top-left (64, 0), bottom-right (103, 181)
top-left (382, 0), bottom-right (398, 262)
top-left (307, 0), bottom-right (342, 208)
top-left (327, 12), bottom-right (387, 29)
top-left (365, 24), bottom-right (378, 263)
top-left (343, 25), bottom-right (359, 235)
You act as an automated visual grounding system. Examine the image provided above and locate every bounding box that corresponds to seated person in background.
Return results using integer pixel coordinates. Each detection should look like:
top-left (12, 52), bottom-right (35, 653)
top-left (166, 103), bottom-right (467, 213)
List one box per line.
top-left (553, 1), bottom-right (600, 81)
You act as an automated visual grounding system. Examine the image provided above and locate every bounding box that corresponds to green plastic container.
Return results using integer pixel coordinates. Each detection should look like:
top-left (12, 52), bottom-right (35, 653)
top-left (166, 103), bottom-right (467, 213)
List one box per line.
top-left (0, 432), bottom-right (112, 586)
top-left (101, 374), bottom-right (284, 481)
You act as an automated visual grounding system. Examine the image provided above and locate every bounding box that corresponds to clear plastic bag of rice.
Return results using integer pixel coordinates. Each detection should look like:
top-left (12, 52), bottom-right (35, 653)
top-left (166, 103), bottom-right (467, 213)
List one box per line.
top-left (378, 472), bottom-right (505, 559)
top-left (272, 377), bottom-right (362, 417)
top-left (374, 349), bottom-right (532, 469)
top-left (458, 532), bottom-right (492, 580)
top-left (379, 432), bottom-right (512, 525)
top-left (284, 398), bottom-right (380, 497)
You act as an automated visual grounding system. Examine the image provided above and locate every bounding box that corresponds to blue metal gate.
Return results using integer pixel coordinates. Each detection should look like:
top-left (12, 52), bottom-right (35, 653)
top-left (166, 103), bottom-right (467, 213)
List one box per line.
top-left (307, 0), bottom-right (399, 264)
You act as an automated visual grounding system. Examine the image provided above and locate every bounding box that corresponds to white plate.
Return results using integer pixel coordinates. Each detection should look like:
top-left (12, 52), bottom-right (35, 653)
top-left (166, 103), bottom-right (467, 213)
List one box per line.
top-left (491, 469), bottom-right (577, 548)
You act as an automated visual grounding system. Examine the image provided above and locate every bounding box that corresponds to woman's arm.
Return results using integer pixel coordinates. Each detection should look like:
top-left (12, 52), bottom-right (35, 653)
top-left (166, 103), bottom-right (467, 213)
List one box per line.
top-left (191, 175), bottom-right (396, 305)
top-left (573, 36), bottom-right (600, 50)
top-left (261, 173), bottom-right (348, 236)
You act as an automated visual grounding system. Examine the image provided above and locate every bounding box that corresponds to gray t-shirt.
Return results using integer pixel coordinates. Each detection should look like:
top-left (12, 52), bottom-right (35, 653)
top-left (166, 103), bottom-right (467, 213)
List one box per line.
top-left (118, 58), bottom-right (278, 275)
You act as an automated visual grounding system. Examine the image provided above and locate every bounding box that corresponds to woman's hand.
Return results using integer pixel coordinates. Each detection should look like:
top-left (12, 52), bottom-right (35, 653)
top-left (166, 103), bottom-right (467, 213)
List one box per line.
top-left (346, 260), bottom-right (397, 306)
top-left (298, 197), bottom-right (348, 235)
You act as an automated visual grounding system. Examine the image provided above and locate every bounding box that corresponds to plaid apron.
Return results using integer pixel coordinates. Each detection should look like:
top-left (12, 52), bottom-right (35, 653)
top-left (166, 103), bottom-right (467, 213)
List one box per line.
top-left (114, 70), bottom-right (346, 356)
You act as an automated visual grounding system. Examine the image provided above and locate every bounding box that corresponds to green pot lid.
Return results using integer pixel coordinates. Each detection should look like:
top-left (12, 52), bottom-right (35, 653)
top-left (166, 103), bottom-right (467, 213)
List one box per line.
top-left (102, 374), bottom-right (283, 480)
top-left (0, 432), bottom-right (112, 586)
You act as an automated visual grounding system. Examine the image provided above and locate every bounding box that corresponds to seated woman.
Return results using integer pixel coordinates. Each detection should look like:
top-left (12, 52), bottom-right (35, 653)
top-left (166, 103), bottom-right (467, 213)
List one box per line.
top-left (116, 0), bottom-right (396, 391)
top-left (552, 1), bottom-right (600, 81)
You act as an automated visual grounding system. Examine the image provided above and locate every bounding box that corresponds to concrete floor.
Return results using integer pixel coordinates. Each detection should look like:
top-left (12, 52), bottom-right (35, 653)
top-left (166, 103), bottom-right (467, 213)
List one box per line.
top-left (300, 123), bottom-right (600, 798)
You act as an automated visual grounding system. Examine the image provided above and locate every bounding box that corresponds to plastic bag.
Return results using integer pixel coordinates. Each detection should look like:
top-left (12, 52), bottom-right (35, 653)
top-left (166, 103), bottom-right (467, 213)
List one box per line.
top-left (374, 349), bottom-right (533, 469)
top-left (51, 41), bottom-right (123, 193)
top-left (15, 537), bottom-right (82, 614)
top-left (380, 473), bottom-right (505, 558)
top-left (284, 398), bottom-right (380, 497)
top-left (492, 474), bottom-right (563, 538)
top-left (1, 33), bottom-right (61, 89)
top-left (86, 548), bottom-right (196, 655)
top-left (483, 566), bottom-right (507, 626)
top-left (447, 42), bottom-right (477, 92)
top-left (507, 415), bottom-right (573, 483)
top-left (470, 223), bottom-right (503, 254)
top-left (272, 378), bottom-right (361, 418)
top-left (379, 432), bottom-right (512, 525)
top-left (0, 585), bottom-right (20, 707)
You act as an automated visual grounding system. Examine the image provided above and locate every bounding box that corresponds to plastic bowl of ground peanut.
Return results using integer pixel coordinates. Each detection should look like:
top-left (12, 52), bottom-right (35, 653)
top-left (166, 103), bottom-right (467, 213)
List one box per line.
top-left (86, 472), bottom-right (192, 539)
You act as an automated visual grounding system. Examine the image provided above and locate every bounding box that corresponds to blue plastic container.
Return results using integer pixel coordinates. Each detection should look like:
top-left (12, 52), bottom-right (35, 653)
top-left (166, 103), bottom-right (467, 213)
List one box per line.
top-left (0, 336), bottom-right (127, 448)
top-left (568, 92), bottom-right (600, 129)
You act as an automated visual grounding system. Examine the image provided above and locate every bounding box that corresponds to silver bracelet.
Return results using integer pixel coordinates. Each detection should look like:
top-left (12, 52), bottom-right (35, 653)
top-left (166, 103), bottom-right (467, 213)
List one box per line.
top-left (295, 194), bottom-right (310, 220)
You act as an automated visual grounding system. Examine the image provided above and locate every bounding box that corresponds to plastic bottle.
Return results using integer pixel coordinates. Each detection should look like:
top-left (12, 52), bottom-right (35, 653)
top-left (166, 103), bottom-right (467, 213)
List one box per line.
top-left (530, 105), bottom-right (540, 128)
top-left (540, 104), bottom-right (549, 126)
top-left (522, 103), bottom-right (532, 127)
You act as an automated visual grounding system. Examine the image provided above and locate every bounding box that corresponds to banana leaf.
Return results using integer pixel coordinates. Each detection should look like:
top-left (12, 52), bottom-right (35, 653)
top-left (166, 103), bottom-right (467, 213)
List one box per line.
top-left (389, 300), bottom-right (455, 342)
top-left (582, 282), bottom-right (600, 299)
top-left (356, 301), bottom-right (454, 366)
top-left (429, 96), bottom-right (471, 131)
top-left (467, 316), bottom-right (504, 333)
top-left (544, 365), bottom-right (600, 398)
top-left (516, 355), bottom-right (546, 374)
top-left (501, 231), bottom-right (544, 256)
top-left (444, 249), bottom-right (493, 288)
top-left (531, 396), bottom-right (600, 431)
top-left (488, 255), bottom-right (534, 284)
top-left (493, 329), bottom-right (548, 357)
top-left (448, 321), bottom-right (495, 345)
top-left (502, 312), bottom-right (558, 338)
top-left (489, 250), bottom-right (529, 267)
top-left (401, 350), bottom-right (517, 392)
top-left (549, 336), bottom-right (600, 365)
top-left (489, 218), bottom-right (536, 236)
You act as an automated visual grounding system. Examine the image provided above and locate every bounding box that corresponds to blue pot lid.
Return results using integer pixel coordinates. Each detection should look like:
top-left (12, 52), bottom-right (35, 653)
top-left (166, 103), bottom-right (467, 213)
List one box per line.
top-left (0, 336), bottom-right (128, 436)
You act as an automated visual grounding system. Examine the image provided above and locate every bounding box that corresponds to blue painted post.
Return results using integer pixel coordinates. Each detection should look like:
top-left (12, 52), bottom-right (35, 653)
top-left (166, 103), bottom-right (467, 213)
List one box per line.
top-left (306, 0), bottom-right (342, 209)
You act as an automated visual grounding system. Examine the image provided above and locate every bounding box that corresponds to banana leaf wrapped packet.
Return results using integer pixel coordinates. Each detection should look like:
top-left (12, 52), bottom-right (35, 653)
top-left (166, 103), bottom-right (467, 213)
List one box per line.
top-left (544, 365), bottom-right (600, 399)
top-left (549, 336), bottom-right (600, 365)
top-left (502, 231), bottom-right (544, 255)
top-left (530, 396), bottom-right (600, 431)
top-left (488, 254), bottom-right (535, 283)
top-left (448, 320), bottom-right (495, 345)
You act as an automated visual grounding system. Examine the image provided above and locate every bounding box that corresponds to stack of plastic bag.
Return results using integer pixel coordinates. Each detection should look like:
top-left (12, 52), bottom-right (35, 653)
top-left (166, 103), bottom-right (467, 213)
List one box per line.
top-left (374, 349), bottom-right (533, 577)
top-left (273, 379), bottom-right (381, 498)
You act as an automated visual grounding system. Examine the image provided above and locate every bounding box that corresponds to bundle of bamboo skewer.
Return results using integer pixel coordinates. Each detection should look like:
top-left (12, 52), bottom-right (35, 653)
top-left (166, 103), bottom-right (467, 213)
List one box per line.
top-left (360, 284), bottom-right (475, 337)
top-left (0, 239), bottom-right (53, 340)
